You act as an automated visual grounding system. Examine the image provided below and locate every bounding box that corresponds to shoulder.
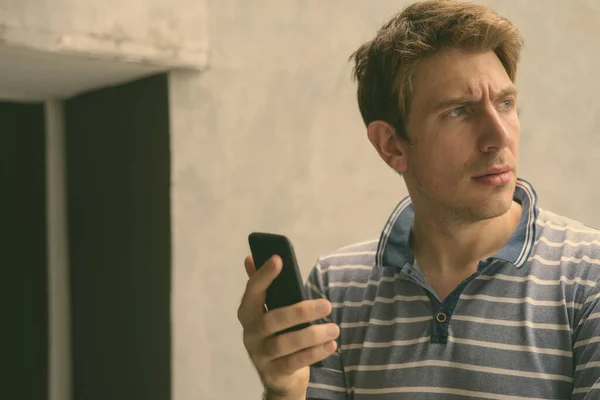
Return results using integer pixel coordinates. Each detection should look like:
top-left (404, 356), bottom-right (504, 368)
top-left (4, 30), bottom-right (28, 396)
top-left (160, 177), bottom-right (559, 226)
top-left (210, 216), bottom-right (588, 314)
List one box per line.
top-left (317, 237), bottom-right (379, 268)
top-left (307, 236), bottom-right (381, 289)
top-left (536, 208), bottom-right (600, 244)
top-left (531, 208), bottom-right (600, 301)
top-left (316, 236), bottom-right (379, 274)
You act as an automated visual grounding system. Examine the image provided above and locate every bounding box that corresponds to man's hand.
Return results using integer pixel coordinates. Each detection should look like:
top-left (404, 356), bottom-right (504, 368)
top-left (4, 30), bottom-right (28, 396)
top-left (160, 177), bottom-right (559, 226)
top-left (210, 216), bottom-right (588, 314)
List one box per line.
top-left (237, 255), bottom-right (340, 399)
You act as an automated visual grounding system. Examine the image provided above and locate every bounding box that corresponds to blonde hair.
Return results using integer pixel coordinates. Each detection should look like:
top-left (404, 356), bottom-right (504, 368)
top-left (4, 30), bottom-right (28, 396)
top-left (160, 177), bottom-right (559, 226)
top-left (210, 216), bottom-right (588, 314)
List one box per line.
top-left (350, 0), bottom-right (524, 140)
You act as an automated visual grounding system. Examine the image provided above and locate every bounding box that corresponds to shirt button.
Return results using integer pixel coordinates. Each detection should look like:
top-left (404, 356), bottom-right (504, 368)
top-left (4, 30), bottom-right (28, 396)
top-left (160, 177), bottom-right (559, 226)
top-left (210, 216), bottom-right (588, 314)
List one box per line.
top-left (436, 312), bottom-right (447, 323)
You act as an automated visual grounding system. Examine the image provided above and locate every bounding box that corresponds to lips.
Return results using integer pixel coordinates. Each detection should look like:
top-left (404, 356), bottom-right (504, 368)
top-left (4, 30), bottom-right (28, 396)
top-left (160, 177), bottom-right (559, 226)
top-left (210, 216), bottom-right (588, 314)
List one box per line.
top-left (473, 165), bottom-right (513, 178)
top-left (472, 165), bottom-right (514, 187)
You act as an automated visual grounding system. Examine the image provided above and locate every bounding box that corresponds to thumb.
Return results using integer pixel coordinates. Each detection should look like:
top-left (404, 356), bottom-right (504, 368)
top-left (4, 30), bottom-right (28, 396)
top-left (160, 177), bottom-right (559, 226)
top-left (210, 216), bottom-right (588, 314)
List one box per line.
top-left (238, 255), bottom-right (282, 326)
top-left (244, 255), bottom-right (256, 278)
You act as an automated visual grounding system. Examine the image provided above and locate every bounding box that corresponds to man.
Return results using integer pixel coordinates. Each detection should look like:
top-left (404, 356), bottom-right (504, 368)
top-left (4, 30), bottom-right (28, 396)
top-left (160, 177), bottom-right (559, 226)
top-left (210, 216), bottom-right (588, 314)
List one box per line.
top-left (237, 1), bottom-right (600, 399)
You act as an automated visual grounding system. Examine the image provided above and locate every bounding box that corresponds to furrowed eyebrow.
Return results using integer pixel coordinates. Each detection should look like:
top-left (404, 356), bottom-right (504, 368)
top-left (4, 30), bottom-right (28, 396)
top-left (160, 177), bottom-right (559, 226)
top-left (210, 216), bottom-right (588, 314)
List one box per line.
top-left (431, 96), bottom-right (477, 112)
top-left (430, 87), bottom-right (519, 112)
top-left (494, 87), bottom-right (519, 102)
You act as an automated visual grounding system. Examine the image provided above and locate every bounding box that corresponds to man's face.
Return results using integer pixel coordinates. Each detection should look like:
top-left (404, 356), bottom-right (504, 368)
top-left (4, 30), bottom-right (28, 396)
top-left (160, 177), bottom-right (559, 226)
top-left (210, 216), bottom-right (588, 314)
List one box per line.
top-left (402, 49), bottom-right (520, 222)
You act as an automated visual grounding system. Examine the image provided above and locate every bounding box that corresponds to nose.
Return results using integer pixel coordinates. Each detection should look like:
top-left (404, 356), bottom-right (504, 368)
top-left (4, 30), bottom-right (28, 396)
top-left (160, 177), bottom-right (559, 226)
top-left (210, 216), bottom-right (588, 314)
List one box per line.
top-left (478, 106), bottom-right (512, 152)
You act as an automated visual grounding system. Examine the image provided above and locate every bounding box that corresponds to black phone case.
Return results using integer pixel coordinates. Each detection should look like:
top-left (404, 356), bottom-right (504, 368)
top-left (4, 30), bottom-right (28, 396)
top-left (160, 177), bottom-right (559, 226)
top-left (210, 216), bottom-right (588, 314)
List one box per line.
top-left (248, 232), bottom-right (324, 367)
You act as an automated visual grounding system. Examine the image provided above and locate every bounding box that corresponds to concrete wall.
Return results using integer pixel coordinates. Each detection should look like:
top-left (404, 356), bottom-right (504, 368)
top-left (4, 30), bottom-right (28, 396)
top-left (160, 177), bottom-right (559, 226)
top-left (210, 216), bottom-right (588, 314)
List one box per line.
top-left (170, 1), bottom-right (600, 399)
top-left (0, 0), bottom-right (208, 68)
top-left (5, 0), bottom-right (598, 399)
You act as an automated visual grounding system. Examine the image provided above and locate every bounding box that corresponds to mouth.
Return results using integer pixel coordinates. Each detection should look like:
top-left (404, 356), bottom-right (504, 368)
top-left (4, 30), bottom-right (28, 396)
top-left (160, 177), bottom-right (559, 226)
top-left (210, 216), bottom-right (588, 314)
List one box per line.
top-left (472, 165), bottom-right (514, 186)
top-left (472, 165), bottom-right (513, 179)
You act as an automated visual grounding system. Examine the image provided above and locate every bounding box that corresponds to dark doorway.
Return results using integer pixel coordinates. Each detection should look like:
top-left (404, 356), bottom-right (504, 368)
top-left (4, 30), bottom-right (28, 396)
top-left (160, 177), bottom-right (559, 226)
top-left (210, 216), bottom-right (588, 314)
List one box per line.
top-left (65, 74), bottom-right (172, 400)
top-left (0, 102), bottom-right (48, 400)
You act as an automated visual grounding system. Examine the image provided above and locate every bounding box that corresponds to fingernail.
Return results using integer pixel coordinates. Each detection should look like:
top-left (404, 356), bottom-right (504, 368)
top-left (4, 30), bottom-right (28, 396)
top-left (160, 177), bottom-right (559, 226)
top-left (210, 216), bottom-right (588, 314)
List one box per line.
top-left (326, 324), bottom-right (340, 338)
top-left (316, 300), bottom-right (330, 315)
top-left (323, 340), bottom-right (337, 353)
top-left (270, 256), bottom-right (281, 271)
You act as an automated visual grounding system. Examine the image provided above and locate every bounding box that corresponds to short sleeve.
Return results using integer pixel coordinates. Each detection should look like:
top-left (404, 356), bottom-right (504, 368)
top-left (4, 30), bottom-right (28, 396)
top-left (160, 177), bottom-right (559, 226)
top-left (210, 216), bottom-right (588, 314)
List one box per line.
top-left (304, 261), bottom-right (349, 400)
top-left (572, 290), bottom-right (600, 398)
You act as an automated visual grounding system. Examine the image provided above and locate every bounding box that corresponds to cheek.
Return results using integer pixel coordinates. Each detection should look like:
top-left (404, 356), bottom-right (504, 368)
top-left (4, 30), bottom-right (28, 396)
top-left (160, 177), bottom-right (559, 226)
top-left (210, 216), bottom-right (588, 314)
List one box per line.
top-left (410, 144), bottom-right (464, 180)
top-left (509, 120), bottom-right (521, 155)
top-left (511, 141), bottom-right (519, 157)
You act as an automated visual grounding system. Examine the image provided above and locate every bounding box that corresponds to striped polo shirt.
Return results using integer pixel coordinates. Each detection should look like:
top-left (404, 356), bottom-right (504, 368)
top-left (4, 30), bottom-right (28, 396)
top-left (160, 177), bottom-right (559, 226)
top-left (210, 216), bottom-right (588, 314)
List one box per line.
top-left (304, 178), bottom-right (600, 399)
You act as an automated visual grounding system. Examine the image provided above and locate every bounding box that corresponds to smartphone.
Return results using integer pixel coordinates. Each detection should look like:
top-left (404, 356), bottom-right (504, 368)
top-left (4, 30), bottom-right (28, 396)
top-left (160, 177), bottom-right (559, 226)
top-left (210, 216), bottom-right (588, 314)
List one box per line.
top-left (248, 232), bottom-right (324, 367)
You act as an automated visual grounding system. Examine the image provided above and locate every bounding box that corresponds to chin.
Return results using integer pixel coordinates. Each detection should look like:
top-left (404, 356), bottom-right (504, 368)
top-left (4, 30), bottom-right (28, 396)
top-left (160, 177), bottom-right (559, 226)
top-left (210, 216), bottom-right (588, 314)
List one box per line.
top-left (481, 199), bottom-right (513, 220)
top-left (468, 189), bottom-right (515, 221)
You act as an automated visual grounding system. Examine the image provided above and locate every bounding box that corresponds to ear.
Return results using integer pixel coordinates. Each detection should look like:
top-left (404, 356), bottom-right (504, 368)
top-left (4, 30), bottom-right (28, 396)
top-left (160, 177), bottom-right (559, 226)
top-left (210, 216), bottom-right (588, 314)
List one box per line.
top-left (367, 120), bottom-right (408, 173)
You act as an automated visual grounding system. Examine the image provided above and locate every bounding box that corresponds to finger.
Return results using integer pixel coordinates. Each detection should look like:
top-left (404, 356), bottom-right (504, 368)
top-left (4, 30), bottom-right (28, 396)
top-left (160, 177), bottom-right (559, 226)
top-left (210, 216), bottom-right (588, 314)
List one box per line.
top-left (238, 255), bottom-right (282, 325)
top-left (244, 255), bottom-right (256, 278)
top-left (264, 323), bottom-right (340, 360)
top-left (246, 255), bottom-right (282, 300)
top-left (271, 340), bottom-right (338, 376)
top-left (260, 299), bottom-right (332, 336)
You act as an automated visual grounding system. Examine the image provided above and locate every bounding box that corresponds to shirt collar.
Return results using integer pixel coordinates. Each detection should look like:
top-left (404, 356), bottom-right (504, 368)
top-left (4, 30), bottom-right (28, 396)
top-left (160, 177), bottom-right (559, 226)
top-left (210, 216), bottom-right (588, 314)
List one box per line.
top-left (375, 178), bottom-right (538, 269)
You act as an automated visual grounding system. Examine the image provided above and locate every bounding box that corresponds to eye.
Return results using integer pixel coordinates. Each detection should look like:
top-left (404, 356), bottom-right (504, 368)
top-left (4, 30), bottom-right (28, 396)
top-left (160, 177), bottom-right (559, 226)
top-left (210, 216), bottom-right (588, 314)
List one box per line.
top-left (500, 98), bottom-right (515, 110)
top-left (448, 106), bottom-right (467, 117)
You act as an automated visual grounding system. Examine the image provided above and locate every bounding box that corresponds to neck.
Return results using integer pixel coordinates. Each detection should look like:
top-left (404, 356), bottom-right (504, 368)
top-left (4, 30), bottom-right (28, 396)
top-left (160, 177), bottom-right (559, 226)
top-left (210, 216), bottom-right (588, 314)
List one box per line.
top-left (410, 200), bottom-right (522, 275)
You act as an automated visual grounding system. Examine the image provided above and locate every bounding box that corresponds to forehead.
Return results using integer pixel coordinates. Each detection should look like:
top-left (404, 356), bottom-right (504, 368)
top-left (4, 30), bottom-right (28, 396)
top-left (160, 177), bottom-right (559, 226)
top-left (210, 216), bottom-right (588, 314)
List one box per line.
top-left (411, 49), bottom-right (515, 105)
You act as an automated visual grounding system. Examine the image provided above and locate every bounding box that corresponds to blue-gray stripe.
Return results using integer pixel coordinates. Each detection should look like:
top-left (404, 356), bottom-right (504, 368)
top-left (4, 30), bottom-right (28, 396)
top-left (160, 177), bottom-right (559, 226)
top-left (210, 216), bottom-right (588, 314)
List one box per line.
top-left (305, 179), bottom-right (600, 399)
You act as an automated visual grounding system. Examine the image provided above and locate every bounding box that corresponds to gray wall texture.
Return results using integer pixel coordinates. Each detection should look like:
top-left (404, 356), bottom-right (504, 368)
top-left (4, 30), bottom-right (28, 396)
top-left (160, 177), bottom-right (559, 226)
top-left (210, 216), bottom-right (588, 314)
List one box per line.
top-left (169, 1), bottom-right (600, 399)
